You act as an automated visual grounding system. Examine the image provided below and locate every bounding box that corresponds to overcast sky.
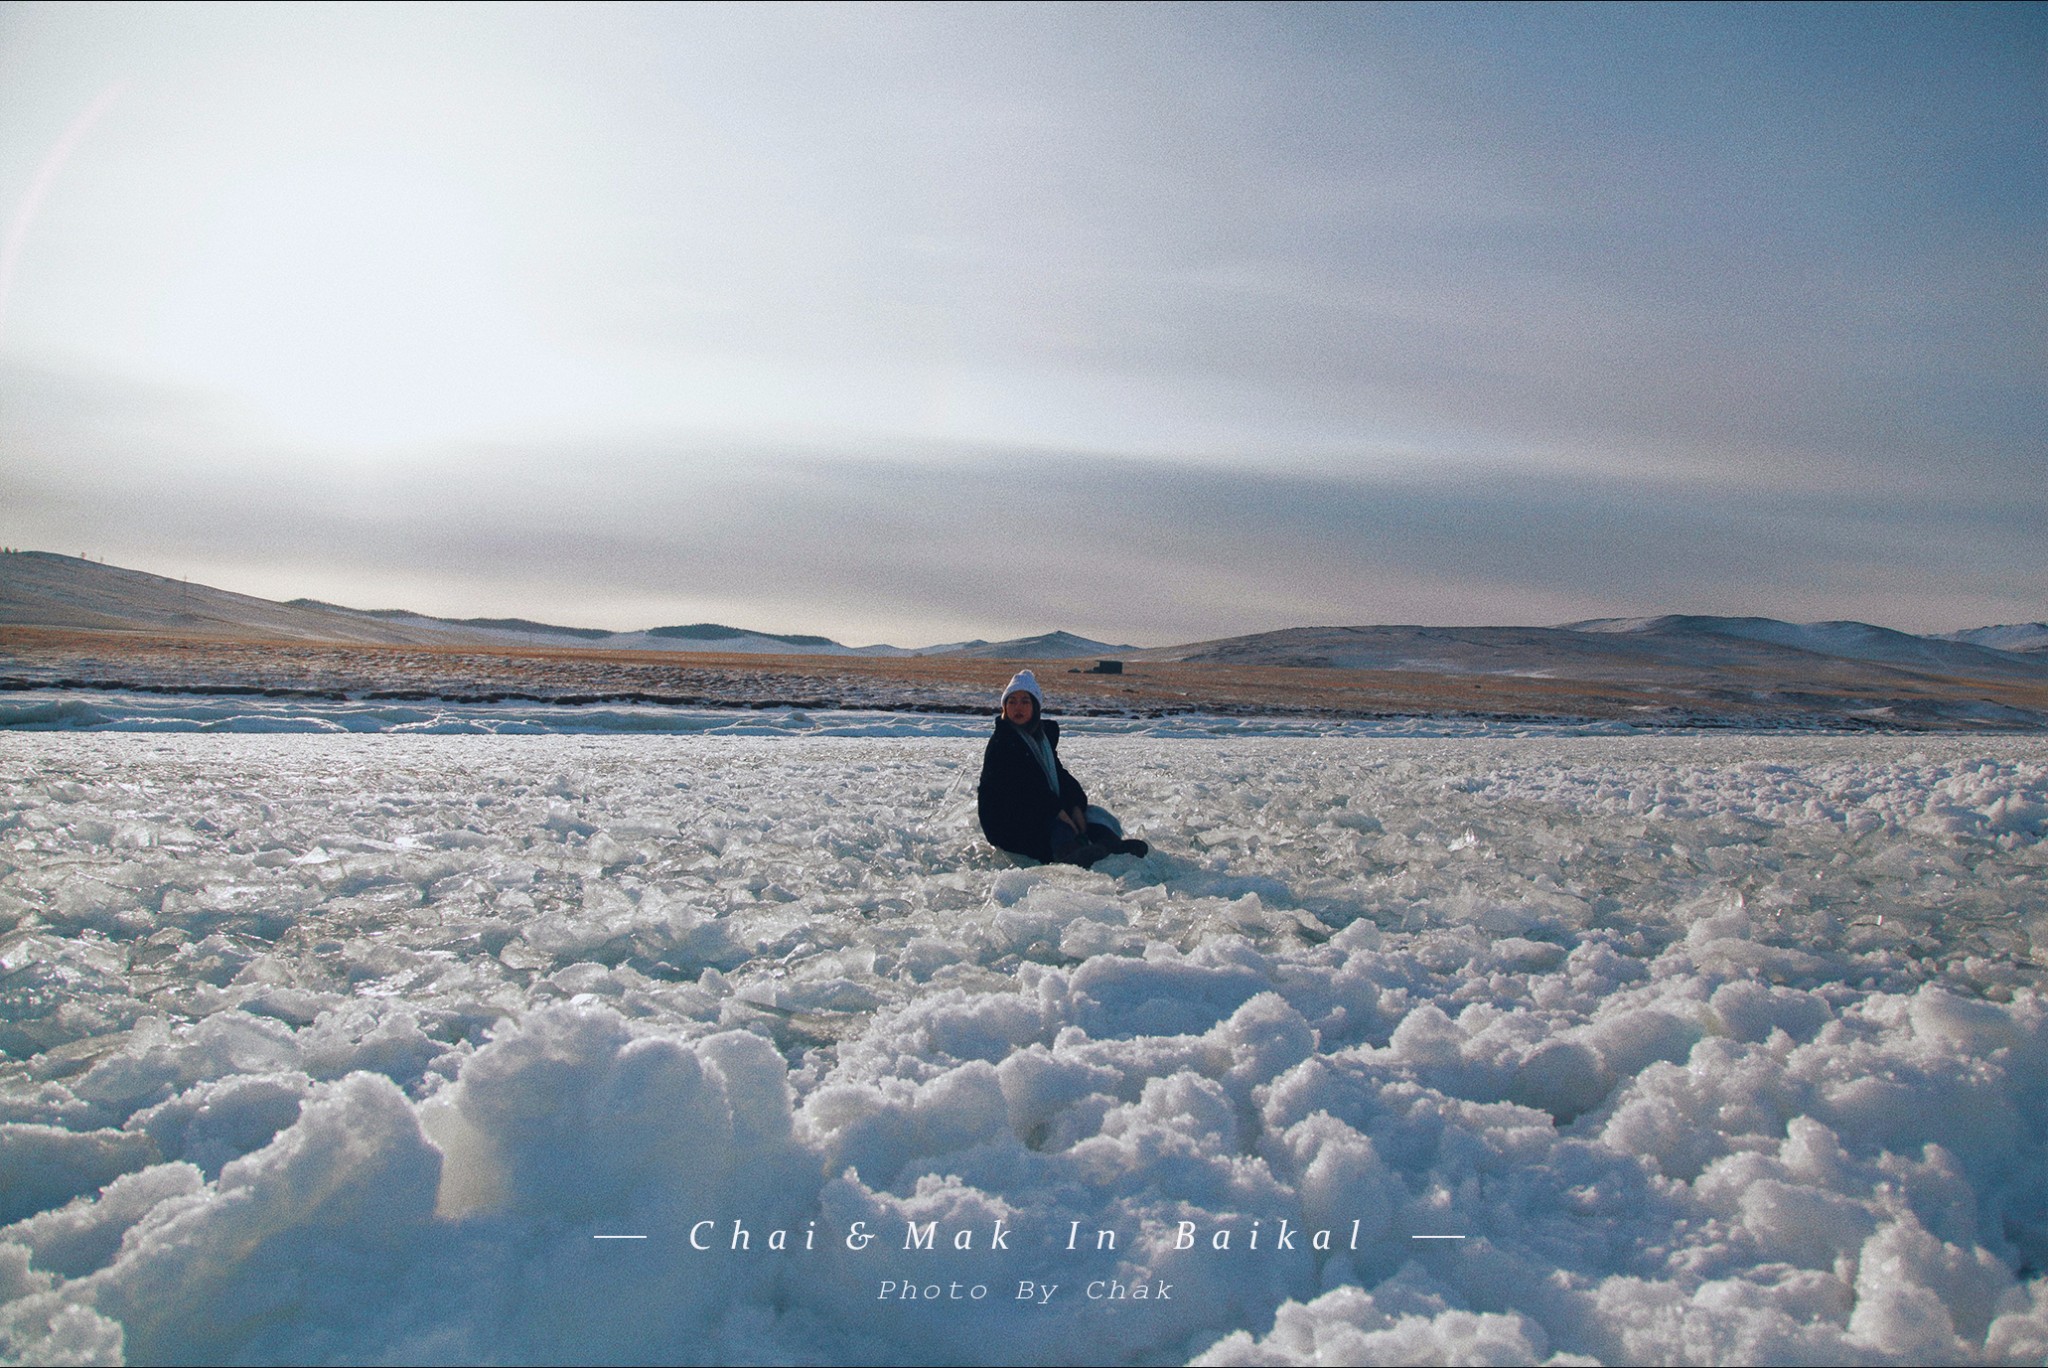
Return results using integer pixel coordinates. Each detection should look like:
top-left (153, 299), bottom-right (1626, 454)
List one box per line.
top-left (1, 2), bottom-right (2040, 646)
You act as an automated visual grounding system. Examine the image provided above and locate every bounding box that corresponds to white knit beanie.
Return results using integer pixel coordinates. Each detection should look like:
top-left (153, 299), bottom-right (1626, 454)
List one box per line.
top-left (1000, 669), bottom-right (1043, 709)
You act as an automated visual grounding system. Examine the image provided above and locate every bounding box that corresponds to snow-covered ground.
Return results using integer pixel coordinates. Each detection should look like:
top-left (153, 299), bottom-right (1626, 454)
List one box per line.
top-left (2, 730), bottom-right (2045, 1365)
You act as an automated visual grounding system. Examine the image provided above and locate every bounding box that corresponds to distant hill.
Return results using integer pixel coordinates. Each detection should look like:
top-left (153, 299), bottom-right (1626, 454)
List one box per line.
top-left (1566, 615), bottom-right (2046, 680)
top-left (0, 553), bottom-right (461, 645)
top-left (1940, 623), bottom-right (2048, 654)
top-left (360, 611), bottom-right (615, 640)
top-left (0, 552), bottom-right (878, 655)
top-left (0, 551), bottom-right (1110, 660)
top-left (648, 623), bottom-right (834, 647)
top-left (3, 552), bottom-right (2042, 690)
top-left (1138, 617), bottom-right (2048, 687)
top-left (922, 630), bottom-right (1136, 660)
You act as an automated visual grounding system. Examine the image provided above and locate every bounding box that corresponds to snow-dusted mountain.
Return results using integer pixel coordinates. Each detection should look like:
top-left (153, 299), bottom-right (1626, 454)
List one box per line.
top-left (1139, 617), bottom-right (2048, 684)
top-left (1940, 623), bottom-right (2048, 654)
top-left (920, 630), bottom-right (1135, 660)
top-left (1566, 614), bottom-right (2045, 679)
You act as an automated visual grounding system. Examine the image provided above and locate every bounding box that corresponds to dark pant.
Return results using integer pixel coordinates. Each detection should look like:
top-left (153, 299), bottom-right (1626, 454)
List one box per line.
top-left (1048, 815), bottom-right (1121, 863)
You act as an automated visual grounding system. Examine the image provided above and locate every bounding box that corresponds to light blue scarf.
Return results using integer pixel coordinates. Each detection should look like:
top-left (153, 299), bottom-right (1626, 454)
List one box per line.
top-left (1014, 723), bottom-right (1060, 794)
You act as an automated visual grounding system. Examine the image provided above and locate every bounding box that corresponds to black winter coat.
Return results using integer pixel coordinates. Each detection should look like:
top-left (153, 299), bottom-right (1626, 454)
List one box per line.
top-left (977, 718), bottom-right (1087, 861)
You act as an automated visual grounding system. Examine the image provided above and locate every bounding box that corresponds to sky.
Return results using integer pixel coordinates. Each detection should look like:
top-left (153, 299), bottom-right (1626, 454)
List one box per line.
top-left (0, 2), bottom-right (2041, 647)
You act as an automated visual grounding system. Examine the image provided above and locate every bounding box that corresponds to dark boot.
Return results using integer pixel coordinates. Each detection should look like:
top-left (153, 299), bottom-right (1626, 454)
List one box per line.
top-left (1081, 822), bottom-right (1147, 859)
top-left (1063, 841), bottom-right (1112, 868)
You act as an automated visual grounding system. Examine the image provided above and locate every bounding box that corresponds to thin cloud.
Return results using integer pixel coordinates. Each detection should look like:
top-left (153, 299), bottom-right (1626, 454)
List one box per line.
top-left (5, 364), bottom-right (2040, 642)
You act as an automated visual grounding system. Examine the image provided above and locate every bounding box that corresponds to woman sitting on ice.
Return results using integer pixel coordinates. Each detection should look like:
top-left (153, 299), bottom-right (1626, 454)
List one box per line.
top-left (977, 670), bottom-right (1148, 867)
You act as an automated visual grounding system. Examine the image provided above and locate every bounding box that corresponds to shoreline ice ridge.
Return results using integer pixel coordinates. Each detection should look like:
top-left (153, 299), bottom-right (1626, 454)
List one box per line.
top-left (0, 685), bottom-right (2012, 738)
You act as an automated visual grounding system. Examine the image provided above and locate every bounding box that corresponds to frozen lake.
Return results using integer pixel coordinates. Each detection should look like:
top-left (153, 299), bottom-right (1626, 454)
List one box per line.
top-left (2, 731), bottom-right (2045, 1364)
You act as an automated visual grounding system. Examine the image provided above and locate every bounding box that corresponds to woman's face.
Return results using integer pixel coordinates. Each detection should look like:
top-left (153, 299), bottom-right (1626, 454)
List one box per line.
top-left (1002, 691), bottom-right (1037, 725)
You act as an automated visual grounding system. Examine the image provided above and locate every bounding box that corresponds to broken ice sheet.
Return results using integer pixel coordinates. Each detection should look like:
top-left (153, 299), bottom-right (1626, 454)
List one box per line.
top-left (0, 733), bottom-right (2043, 1364)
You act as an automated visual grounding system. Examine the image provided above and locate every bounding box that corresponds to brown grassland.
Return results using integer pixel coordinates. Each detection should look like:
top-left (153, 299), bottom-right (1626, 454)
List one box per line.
top-left (6, 625), bottom-right (2046, 729)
